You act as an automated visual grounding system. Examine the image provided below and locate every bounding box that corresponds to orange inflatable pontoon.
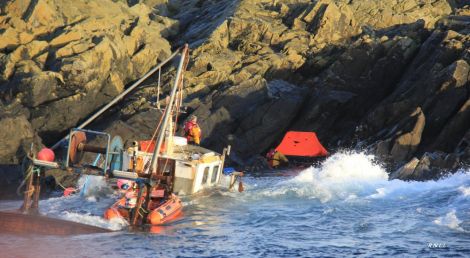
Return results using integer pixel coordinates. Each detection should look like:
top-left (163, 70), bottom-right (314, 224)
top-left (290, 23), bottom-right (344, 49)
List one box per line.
top-left (147, 195), bottom-right (183, 225)
top-left (104, 193), bottom-right (182, 226)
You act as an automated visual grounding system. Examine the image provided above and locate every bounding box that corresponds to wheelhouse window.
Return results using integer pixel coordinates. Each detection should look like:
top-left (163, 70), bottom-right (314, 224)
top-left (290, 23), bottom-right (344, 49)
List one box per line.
top-left (211, 166), bottom-right (219, 183)
top-left (202, 167), bottom-right (210, 184)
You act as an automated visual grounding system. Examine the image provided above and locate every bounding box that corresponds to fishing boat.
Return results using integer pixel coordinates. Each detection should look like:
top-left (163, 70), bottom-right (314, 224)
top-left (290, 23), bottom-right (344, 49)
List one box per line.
top-left (99, 44), bottom-right (232, 225)
top-left (113, 138), bottom-right (228, 196)
top-left (6, 44), bottom-right (240, 232)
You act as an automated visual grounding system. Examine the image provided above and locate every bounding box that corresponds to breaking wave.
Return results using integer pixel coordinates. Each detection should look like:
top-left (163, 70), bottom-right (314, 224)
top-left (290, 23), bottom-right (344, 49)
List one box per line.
top-left (78, 175), bottom-right (113, 198)
top-left (257, 151), bottom-right (470, 203)
top-left (258, 151), bottom-right (388, 202)
top-left (39, 175), bottom-right (126, 230)
top-left (1, 151), bottom-right (469, 257)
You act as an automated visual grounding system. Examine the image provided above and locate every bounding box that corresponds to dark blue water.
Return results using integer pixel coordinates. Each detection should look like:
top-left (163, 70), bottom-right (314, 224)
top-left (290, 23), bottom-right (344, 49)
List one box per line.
top-left (1, 152), bottom-right (469, 257)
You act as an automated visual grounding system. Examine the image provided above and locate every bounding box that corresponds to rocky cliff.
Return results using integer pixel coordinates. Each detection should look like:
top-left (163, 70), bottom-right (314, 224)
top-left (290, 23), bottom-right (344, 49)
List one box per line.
top-left (171, 0), bottom-right (469, 180)
top-left (0, 0), bottom-right (175, 163)
top-left (0, 0), bottom-right (469, 182)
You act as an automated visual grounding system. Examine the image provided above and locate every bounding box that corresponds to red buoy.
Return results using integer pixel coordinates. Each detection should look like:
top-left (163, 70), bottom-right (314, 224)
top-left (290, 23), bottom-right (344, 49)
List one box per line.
top-left (63, 187), bottom-right (76, 197)
top-left (37, 148), bottom-right (55, 162)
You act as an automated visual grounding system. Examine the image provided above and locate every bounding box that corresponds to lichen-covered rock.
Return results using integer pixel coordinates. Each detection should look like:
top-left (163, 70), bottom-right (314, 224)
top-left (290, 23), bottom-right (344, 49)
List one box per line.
top-left (390, 157), bottom-right (420, 180)
top-left (342, 0), bottom-right (453, 29)
top-left (0, 0), bottom-right (175, 158)
top-left (389, 108), bottom-right (426, 163)
top-left (399, 152), bottom-right (461, 181)
top-left (0, 115), bottom-right (42, 164)
top-left (355, 26), bottom-right (469, 168)
top-left (0, 0), bottom-right (467, 182)
top-left (169, 0), bottom-right (461, 166)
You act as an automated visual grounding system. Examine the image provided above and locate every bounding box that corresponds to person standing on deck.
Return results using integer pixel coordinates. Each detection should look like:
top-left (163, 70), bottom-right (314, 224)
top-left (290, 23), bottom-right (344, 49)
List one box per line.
top-left (266, 148), bottom-right (289, 169)
top-left (184, 115), bottom-right (201, 145)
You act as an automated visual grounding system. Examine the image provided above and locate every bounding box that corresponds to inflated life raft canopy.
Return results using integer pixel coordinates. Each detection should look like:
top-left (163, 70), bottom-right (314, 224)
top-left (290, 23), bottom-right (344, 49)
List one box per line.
top-left (275, 131), bottom-right (328, 157)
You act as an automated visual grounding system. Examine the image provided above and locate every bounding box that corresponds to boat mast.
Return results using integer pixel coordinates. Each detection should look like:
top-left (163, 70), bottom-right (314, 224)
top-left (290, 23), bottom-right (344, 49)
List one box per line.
top-left (150, 44), bottom-right (189, 174)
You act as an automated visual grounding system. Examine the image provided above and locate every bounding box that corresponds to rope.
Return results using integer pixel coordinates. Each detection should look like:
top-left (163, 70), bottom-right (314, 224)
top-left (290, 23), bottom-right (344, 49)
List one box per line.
top-left (23, 188), bottom-right (34, 196)
top-left (144, 107), bottom-right (166, 153)
top-left (16, 155), bottom-right (34, 196)
top-left (141, 106), bottom-right (167, 172)
top-left (143, 46), bottom-right (189, 173)
top-left (56, 180), bottom-right (69, 191)
top-left (173, 72), bottom-right (184, 128)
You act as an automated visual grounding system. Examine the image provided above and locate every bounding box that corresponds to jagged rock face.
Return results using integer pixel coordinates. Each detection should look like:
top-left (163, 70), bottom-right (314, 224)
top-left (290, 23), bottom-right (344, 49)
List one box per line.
top-left (193, 78), bottom-right (307, 161)
top-left (390, 151), bottom-right (461, 181)
top-left (179, 0), bottom-right (460, 167)
top-left (0, 115), bottom-right (42, 164)
top-left (0, 0), bottom-right (468, 182)
top-left (357, 26), bottom-right (470, 165)
top-left (339, 0), bottom-right (452, 29)
top-left (0, 0), bottom-right (175, 155)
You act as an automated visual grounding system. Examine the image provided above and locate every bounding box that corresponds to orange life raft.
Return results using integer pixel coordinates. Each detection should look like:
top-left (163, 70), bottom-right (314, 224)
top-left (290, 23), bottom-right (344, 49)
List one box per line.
top-left (104, 193), bottom-right (183, 225)
top-left (276, 131), bottom-right (328, 157)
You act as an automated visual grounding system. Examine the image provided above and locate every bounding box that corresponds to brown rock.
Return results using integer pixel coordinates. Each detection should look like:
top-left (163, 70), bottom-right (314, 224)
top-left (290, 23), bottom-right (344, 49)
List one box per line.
top-left (15, 60), bottom-right (64, 107)
top-left (434, 98), bottom-right (470, 152)
top-left (390, 157), bottom-right (420, 180)
top-left (1, 0), bottom-right (464, 174)
top-left (50, 31), bottom-right (83, 47)
top-left (55, 40), bottom-right (94, 59)
top-left (390, 108), bottom-right (426, 162)
top-left (407, 152), bottom-right (461, 181)
top-left (307, 0), bottom-right (360, 44)
top-left (344, 0), bottom-right (452, 29)
top-left (0, 115), bottom-right (42, 164)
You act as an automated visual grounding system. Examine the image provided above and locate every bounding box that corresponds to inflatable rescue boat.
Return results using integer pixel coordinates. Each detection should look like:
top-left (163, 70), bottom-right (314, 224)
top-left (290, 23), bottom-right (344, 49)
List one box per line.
top-left (104, 183), bottom-right (183, 225)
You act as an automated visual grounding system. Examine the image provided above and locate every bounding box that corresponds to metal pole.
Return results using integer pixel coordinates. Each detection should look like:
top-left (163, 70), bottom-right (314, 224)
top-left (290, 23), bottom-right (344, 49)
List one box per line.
top-left (51, 47), bottom-right (183, 150)
top-left (157, 68), bottom-right (161, 109)
top-left (150, 44), bottom-right (188, 174)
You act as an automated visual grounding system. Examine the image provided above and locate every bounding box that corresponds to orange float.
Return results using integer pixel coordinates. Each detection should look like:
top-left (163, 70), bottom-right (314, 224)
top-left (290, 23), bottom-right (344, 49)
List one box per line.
top-left (37, 148), bottom-right (55, 162)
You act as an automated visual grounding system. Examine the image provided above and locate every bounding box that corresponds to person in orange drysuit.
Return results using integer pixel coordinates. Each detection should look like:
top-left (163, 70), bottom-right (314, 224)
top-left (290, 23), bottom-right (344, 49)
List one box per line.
top-left (266, 148), bottom-right (289, 168)
top-left (184, 115), bottom-right (201, 145)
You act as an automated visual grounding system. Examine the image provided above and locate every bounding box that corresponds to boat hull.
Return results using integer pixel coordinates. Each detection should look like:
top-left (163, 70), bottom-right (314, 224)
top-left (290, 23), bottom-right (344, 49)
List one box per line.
top-left (173, 158), bottom-right (224, 195)
top-left (0, 210), bottom-right (111, 235)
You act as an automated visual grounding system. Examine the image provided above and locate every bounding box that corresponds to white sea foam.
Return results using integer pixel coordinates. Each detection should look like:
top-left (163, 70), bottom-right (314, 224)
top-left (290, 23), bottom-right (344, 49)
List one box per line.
top-left (368, 187), bottom-right (387, 199)
top-left (259, 151), bottom-right (470, 203)
top-left (78, 175), bottom-right (113, 198)
top-left (62, 211), bottom-right (128, 231)
top-left (38, 175), bottom-right (122, 230)
top-left (459, 186), bottom-right (470, 197)
top-left (434, 210), bottom-right (465, 232)
top-left (260, 151), bottom-right (389, 202)
top-left (33, 152), bottom-right (469, 233)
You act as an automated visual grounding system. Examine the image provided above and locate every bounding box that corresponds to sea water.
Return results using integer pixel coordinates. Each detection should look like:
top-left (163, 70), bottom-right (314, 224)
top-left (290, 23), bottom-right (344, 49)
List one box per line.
top-left (0, 151), bottom-right (469, 257)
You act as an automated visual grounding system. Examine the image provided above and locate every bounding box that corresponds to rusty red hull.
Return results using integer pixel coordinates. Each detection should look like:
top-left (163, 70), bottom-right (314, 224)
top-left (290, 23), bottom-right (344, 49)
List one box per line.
top-left (0, 210), bottom-right (111, 236)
